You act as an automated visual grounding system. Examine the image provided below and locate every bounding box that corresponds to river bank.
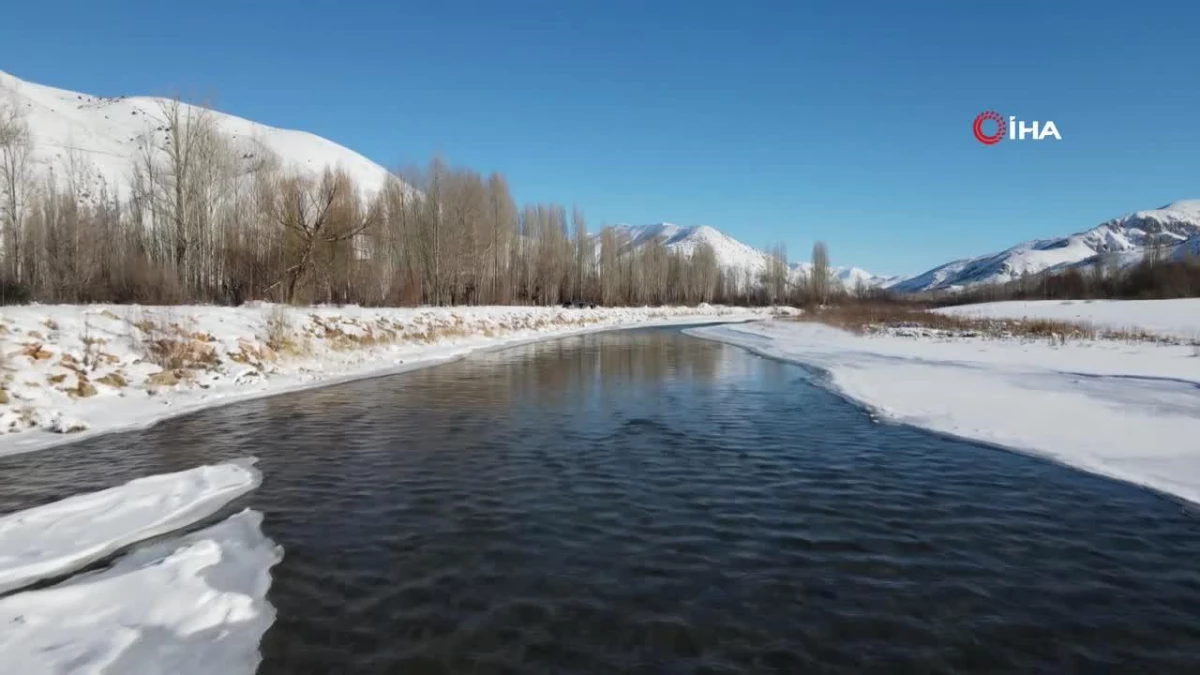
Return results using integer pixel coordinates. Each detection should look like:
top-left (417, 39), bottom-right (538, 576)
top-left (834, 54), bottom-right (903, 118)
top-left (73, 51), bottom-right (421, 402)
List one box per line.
top-left (690, 300), bottom-right (1200, 506)
top-left (0, 303), bottom-right (786, 456)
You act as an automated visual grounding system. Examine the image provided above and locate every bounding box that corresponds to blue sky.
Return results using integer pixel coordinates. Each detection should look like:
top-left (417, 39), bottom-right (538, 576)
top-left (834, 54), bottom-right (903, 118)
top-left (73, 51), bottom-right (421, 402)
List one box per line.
top-left (3, 1), bottom-right (1198, 275)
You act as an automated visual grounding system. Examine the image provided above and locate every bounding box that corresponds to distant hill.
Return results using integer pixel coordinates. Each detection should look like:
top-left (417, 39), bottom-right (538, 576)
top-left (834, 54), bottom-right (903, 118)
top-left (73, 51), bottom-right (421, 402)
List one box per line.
top-left (892, 201), bottom-right (1200, 294)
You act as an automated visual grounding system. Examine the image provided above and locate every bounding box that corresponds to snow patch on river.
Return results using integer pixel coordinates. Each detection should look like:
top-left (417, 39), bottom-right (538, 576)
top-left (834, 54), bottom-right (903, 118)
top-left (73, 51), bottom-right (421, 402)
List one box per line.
top-left (0, 509), bottom-right (280, 675)
top-left (0, 459), bottom-right (260, 594)
top-left (690, 315), bottom-right (1200, 506)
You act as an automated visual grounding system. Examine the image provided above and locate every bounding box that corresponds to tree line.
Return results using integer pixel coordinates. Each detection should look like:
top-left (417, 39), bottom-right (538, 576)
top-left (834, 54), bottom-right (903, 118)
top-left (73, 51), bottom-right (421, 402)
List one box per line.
top-left (0, 94), bottom-right (824, 308)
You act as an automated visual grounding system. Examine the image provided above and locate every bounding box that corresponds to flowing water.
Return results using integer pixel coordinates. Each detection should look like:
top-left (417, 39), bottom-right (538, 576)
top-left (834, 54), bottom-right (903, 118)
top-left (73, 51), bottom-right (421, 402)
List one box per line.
top-left (1, 327), bottom-right (1198, 674)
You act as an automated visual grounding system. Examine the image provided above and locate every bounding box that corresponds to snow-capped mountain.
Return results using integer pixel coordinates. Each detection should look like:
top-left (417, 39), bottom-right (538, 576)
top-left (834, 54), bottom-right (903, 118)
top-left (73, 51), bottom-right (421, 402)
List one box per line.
top-left (2, 71), bottom-right (886, 293)
top-left (0, 69), bottom-right (391, 198)
top-left (601, 223), bottom-right (888, 290)
top-left (892, 200), bottom-right (1200, 293)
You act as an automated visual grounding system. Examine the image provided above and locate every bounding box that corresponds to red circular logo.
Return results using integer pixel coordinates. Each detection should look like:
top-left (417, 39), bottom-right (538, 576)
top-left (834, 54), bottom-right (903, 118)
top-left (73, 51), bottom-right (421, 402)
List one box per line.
top-left (973, 111), bottom-right (1006, 145)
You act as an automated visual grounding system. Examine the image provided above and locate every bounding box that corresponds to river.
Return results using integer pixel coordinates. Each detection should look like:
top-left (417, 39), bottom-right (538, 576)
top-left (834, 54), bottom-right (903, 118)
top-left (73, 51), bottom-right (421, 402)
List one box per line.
top-left (1, 326), bottom-right (1197, 673)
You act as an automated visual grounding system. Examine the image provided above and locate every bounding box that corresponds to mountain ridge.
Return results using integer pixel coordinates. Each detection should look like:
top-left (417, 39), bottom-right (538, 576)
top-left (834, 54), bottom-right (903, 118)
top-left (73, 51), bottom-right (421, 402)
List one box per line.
top-left (604, 223), bottom-right (890, 290)
top-left (0, 69), bottom-right (392, 200)
top-left (892, 200), bottom-right (1200, 293)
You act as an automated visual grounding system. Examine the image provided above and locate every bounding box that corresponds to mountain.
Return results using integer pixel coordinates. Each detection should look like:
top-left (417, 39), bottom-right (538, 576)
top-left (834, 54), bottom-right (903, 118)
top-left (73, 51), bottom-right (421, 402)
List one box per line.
top-left (893, 201), bottom-right (1200, 293)
top-left (0, 69), bottom-right (391, 199)
top-left (602, 223), bottom-right (889, 290)
top-left (3, 71), bottom-right (888, 294)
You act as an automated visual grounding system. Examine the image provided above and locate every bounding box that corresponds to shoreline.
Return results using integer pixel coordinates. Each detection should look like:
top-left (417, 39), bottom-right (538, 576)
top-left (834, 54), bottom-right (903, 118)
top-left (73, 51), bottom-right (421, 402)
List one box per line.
top-left (0, 306), bottom-right (774, 458)
top-left (687, 320), bottom-right (1200, 508)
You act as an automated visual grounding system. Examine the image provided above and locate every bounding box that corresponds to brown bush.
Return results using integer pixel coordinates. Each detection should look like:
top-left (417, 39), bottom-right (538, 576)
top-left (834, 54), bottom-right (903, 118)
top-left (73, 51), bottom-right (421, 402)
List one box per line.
top-left (796, 303), bottom-right (1172, 344)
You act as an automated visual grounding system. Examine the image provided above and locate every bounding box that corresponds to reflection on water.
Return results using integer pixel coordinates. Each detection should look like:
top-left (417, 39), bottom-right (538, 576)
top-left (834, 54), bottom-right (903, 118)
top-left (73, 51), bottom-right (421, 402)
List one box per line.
top-left (1, 327), bottom-right (1198, 674)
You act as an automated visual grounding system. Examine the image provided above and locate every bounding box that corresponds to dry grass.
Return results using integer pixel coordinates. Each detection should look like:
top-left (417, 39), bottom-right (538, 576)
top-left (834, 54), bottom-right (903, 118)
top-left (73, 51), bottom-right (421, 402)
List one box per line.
top-left (796, 302), bottom-right (1175, 344)
top-left (22, 343), bottom-right (53, 360)
top-left (131, 310), bottom-right (221, 371)
top-left (66, 377), bottom-right (97, 398)
top-left (263, 306), bottom-right (307, 356)
top-left (79, 317), bottom-right (106, 372)
top-left (96, 372), bottom-right (128, 388)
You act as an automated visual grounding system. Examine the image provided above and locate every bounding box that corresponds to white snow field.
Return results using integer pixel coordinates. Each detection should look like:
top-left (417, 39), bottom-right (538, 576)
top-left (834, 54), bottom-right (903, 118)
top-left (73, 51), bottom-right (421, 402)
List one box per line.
top-left (0, 508), bottom-right (281, 675)
top-left (0, 69), bottom-right (392, 199)
top-left (0, 303), bottom-right (784, 456)
top-left (938, 298), bottom-right (1200, 341)
top-left (0, 459), bottom-right (261, 594)
top-left (689, 315), bottom-right (1200, 505)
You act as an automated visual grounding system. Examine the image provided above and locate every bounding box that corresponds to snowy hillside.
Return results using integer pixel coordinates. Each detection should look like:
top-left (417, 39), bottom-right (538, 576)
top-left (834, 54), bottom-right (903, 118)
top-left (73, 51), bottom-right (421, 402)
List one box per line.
top-left (893, 201), bottom-right (1200, 293)
top-left (602, 223), bottom-right (889, 290)
top-left (0, 69), bottom-right (391, 198)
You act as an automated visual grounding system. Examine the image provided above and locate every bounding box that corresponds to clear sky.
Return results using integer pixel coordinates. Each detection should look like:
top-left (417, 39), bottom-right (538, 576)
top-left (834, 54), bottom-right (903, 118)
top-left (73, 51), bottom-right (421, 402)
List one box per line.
top-left (2, 0), bottom-right (1198, 276)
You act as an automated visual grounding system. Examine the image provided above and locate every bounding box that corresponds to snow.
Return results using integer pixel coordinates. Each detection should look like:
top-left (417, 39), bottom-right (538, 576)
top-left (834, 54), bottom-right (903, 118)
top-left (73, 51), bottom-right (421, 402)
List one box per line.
top-left (0, 508), bottom-right (280, 675)
top-left (0, 303), bottom-right (781, 456)
top-left (938, 299), bottom-right (1200, 341)
top-left (0, 459), bottom-right (261, 594)
top-left (893, 199), bottom-right (1200, 293)
top-left (0, 69), bottom-right (392, 199)
top-left (604, 223), bottom-right (891, 290)
top-left (0, 70), bottom-right (900, 291)
top-left (688, 318), bottom-right (1200, 505)
top-left (604, 223), bottom-right (779, 286)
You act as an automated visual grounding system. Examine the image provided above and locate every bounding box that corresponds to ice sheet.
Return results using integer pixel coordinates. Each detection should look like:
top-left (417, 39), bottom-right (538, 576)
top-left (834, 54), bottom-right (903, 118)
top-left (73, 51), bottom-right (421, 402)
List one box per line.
top-left (0, 459), bottom-right (261, 594)
top-left (0, 508), bottom-right (281, 675)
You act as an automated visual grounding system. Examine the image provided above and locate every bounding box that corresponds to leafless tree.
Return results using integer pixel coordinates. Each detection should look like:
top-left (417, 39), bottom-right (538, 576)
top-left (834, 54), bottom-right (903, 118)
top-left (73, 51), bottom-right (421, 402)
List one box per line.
top-left (269, 169), bottom-right (378, 303)
top-left (0, 89), bottom-right (816, 309)
top-left (571, 206), bottom-right (590, 303)
top-left (763, 242), bottom-right (788, 305)
top-left (0, 94), bottom-right (34, 286)
top-left (811, 240), bottom-right (830, 305)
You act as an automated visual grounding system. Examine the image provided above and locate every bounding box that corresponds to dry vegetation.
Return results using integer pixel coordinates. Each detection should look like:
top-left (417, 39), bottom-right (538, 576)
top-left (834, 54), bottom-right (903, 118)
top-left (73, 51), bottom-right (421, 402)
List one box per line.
top-left (797, 302), bottom-right (1183, 345)
top-left (0, 93), bottom-right (790, 309)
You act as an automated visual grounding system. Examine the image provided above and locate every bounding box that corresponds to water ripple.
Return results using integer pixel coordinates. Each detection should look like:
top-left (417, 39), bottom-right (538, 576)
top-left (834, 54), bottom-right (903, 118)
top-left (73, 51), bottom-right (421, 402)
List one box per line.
top-left (0, 327), bottom-right (1198, 673)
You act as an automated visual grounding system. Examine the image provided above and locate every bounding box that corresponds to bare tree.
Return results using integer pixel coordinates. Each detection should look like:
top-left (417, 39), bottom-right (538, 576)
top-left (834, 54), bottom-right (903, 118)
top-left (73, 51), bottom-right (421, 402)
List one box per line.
top-left (487, 173), bottom-right (516, 303)
top-left (270, 169), bottom-right (377, 303)
top-left (0, 94), bottom-right (34, 286)
top-left (692, 241), bottom-right (719, 303)
top-left (571, 206), bottom-right (589, 303)
top-left (0, 87), bottom-right (822, 309)
top-left (811, 240), bottom-right (830, 305)
top-left (130, 97), bottom-right (236, 296)
top-left (763, 242), bottom-right (788, 305)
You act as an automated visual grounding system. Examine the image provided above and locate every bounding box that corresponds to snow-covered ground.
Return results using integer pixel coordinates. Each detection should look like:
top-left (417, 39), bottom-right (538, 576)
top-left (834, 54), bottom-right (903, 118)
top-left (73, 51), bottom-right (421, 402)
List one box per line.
top-left (0, 68), bottom-right (392, 199)
top-left (0, 459), bottom-right (260, 594)
top-left (689, 313), bottom-right (1200, 505)
top-left (0, 303), bottom-right (781, 456)
top-left (938, 298), bottom-right (1200, 341)
top-left (0, 508), bottom-right (280, 675)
